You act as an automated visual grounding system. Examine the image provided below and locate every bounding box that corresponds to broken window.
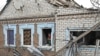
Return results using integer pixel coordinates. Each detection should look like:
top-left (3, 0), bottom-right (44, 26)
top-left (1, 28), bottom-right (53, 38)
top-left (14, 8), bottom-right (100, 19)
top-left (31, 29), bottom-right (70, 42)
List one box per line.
top-left (70, 31), bottom-right (85, 44)
top-left (70, 31), bottom-right (100, 45)
top-left (85, 31), bottom-right (100, 45)
top-left (7, 30), bottom-right (14, 45)
top-left (23, 29), bottom-right (31, 45)
top-left (42, 28), bottom-right (51, 46)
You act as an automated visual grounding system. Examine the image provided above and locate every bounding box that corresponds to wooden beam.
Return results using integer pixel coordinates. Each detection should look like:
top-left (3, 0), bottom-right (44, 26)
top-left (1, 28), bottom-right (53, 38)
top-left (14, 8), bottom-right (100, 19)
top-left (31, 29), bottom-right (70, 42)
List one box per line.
top-left (72, 22), bottom-right (100, 43)
top-left (66, 22), bottom-right (100, 50)
top-left (58, 0), bottom-right (69, 5)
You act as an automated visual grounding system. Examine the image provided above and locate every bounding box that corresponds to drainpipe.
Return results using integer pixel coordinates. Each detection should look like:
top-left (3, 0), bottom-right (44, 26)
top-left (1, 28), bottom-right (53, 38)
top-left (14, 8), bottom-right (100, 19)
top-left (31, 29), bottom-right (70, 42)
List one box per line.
top-left (27, 46), bottom-right (44, 56)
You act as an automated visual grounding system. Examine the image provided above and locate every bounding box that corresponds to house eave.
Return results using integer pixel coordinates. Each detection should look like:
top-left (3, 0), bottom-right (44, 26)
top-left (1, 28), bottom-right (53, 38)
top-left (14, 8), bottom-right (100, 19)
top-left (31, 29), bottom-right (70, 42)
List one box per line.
top-left (0, 11), bottom-right (99, 21)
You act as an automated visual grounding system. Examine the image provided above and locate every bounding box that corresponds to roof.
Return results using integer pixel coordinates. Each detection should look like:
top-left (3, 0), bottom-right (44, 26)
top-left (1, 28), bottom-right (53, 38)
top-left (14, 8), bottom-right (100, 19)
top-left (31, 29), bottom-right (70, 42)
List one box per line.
top-left (0, 0), bottom-right (99, 20)
top-left (0, 0), bottom-right (56, 20)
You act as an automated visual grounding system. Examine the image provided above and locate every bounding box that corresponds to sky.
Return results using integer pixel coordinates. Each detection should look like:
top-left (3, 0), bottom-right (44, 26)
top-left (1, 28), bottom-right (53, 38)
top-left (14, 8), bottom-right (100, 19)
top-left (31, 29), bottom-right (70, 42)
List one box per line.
top-left (0, 0), bottom-right (99, 11)
top-left (74, 0), bottom-right (93, 8)
top-left (0, 0), bottom-right (7, 11)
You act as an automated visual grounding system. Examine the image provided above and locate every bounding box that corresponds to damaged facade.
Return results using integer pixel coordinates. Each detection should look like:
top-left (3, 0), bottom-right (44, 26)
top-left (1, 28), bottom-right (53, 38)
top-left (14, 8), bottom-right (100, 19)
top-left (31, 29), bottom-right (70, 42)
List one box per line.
top-left (0, 0), bottom-right (100, 56)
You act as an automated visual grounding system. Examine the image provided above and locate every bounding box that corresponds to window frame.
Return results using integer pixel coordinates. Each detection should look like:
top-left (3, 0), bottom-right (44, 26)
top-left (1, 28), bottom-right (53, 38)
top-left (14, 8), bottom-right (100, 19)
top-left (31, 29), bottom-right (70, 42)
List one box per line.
top-left (19, 24), bottom-right (34, 47)
top-left (23, 29), bottom-right (32, 45)
top-left (42, 28), bottom-right (52, 46)
top-left (7, 29), bottom-right (15, 45)
top-left (37, 23), bottom-right (54, 50)
top-left (3, 24), bottom-right (16, 47)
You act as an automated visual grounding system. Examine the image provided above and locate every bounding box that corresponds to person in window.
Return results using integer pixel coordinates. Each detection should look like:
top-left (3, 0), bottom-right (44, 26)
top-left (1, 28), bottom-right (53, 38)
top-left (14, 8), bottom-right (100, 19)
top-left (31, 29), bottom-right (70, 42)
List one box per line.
top-left (47, 33), bottom-right (51, 46)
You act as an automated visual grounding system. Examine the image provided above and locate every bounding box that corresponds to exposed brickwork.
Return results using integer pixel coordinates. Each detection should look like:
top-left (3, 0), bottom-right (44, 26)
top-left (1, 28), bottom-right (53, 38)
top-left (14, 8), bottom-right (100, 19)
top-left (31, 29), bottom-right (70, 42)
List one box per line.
top-left (0, 14), bottom-right (100, 55)
top-left (78, 46), bottom-right (100, 56)
top-left (0, 48), bottom-right (13, 56)
top-left (56, 14), bottom-right (100, 51)
top-left (0, 0), bottom-right (100, 56)
top-left (0, 24), bottom-right (4, 48)
top-left (42, 50), bottom-right (55, 56)
top-left (0, 22), bottom-right (54, 56)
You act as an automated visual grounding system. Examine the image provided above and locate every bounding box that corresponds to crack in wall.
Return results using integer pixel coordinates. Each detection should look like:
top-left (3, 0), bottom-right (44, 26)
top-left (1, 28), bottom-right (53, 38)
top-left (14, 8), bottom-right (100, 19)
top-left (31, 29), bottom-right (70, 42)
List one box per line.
top-left (13, 0), bottom-right (24, 11)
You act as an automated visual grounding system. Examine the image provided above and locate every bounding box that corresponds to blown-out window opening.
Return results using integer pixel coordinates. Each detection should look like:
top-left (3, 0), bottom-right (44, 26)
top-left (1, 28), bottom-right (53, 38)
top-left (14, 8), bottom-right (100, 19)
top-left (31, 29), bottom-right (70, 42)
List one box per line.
top-left (70, 31), bottom-right (100, 45)
top-left (42, 28), bottom-right (52, 46)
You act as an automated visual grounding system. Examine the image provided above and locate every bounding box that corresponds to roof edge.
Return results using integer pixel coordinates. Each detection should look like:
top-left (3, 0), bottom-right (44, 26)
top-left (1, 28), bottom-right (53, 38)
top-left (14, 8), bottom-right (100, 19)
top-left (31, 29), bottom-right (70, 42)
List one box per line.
top-left (0, 11), bottom-right (99, 21)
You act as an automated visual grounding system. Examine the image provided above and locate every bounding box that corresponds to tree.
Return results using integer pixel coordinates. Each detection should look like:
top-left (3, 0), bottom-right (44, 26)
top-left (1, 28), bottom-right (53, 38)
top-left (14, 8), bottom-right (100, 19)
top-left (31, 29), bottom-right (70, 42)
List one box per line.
top-left (90, 0), bottom-right (100, 9)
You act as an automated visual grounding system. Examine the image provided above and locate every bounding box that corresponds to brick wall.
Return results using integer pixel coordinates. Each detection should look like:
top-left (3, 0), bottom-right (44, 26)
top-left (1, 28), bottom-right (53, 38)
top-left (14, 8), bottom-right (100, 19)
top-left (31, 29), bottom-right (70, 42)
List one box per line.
top-left (0, 24), bottom-right (4, 48)
top-left (55, 14), bottom-right (100, 51)
top-left (0, 23), bottom-right (54, 56)
top-left (78, 46), bottom-right (100, 56)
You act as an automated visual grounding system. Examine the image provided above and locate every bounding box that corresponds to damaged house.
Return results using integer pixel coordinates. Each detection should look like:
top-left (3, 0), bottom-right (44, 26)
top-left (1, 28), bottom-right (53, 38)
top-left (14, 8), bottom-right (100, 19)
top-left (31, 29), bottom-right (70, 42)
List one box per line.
top-left (0, 0), bottom-right (100, 56)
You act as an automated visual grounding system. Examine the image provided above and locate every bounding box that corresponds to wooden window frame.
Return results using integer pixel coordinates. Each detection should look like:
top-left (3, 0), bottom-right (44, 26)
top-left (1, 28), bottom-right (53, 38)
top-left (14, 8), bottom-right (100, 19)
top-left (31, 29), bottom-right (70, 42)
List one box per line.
top-left (19, 24), bottom-right (34, 47)
top-left (23, 29), bottom-right (31, 45)
top-left (7, 29), bottom-right (14, 45)
top-left (37, 23), bottom-right (54, 50)
top-left (3, 24), bottom-right (16, 47)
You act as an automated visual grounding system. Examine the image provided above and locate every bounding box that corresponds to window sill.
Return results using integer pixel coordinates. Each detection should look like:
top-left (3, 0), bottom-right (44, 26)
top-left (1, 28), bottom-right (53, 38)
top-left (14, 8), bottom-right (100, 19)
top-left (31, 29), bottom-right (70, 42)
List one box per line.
top-left (38, 46), bottom-right (53, 50)
top-left (20, 45), bottom-right (32, 47)
top-left (4, 45), bottom-right (16, 48)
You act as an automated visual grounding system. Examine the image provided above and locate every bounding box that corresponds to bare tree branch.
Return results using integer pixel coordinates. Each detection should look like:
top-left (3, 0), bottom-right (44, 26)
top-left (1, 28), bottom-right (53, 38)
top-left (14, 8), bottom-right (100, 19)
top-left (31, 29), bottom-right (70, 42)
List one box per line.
top-left (90, 0), bottom-right (100, 9)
